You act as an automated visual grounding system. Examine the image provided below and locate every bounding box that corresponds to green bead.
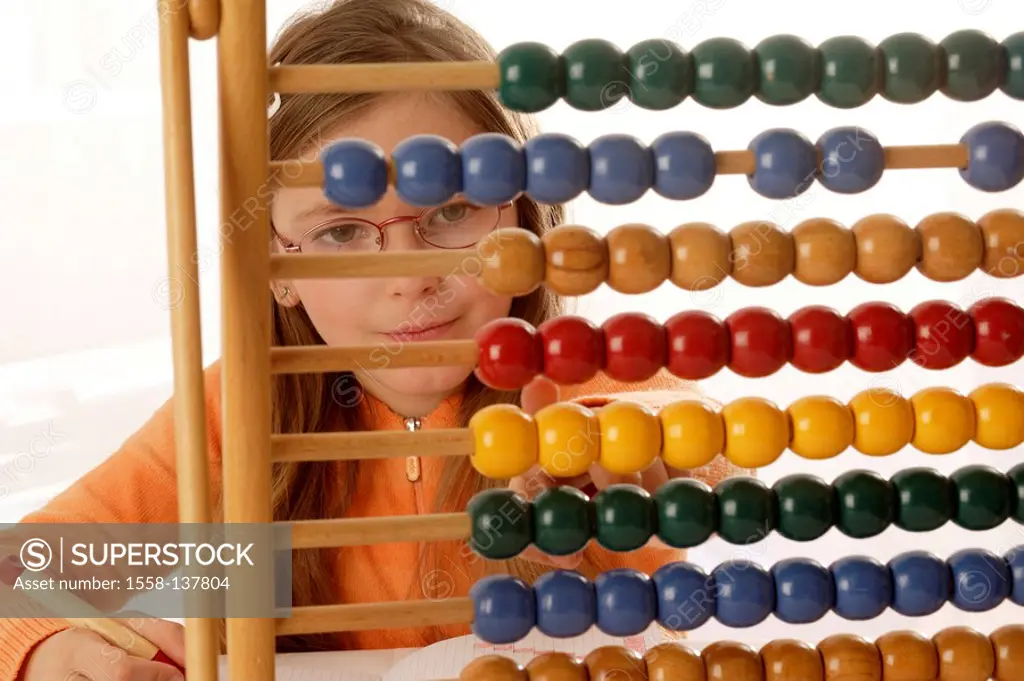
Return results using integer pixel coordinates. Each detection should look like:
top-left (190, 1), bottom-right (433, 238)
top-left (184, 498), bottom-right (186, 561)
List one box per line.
top-left (467, 488), bottom-right (533, 559)
top-left (654, 478), bottom-right (718, 548)
top-left (879, 33), bottom-right (941, 103)
top-left (952, 464), bottom-right (1012, 530)
top-left (833, 470), bottom-right (895, 538)
top-left (627, 39), bottom-right (692, 110)
top-left (563, 39), bottom-right (626, 111)
top-left (715, 477), bottom-right (777, 545)
top-left (773, 474), bottom-right (836, 541)
top-left (1003, 32), bottom-right (1024, 100)
top-left (754, 34), bottom-right (820, 105)
top-left (941, 29), bottom-right (1005, 102)
top-left (497, 42), bottom-right (563, 113)
top-left (817, 36), bottom-right (881, 108)
top-left (594, 484), bottom-right (656, 551)
top-left (532, 486), bottom-right (593, 556)
top-left (691, 37), bottom-right (756, 109)
top-left (892, 467), bottom-right (954, 532)
top-left (1009, 462), bottom-right (1024, 523)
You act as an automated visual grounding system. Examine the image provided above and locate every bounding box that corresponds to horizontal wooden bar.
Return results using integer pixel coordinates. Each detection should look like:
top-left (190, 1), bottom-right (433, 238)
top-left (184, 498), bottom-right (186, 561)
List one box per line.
top-left (270, 340), bottom-right (477, 374)
top-left (269, 63), bottom-right (500, 94)
top-left (277, 597), bottom-right (474, 635)
top-left (286, 513), bottom-right (470, 549)
top-left (269, 250), bottom-right (478, 279)
top-left (271, 428), bottom-right (473, 462)
top-left (884, 144), bottom-right (969, 169)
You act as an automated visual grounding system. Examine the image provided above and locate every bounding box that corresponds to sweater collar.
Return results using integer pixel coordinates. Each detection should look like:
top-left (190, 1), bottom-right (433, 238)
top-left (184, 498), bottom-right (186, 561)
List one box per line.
top-left (357, 388), bottom-right (463, 430)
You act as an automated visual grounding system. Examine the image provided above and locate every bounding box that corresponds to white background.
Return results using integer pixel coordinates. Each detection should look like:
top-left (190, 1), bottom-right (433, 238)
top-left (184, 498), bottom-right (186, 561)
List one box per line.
top-left (1, 0), bottom-right (1023, 643)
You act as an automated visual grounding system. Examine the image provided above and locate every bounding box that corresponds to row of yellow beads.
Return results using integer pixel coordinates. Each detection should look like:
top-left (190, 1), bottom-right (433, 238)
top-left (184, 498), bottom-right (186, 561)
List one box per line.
top-left (468, 383), bottom-right (1024, 478)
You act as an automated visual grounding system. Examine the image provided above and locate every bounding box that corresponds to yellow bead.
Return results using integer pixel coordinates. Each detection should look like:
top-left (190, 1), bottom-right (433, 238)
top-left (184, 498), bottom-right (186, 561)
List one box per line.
top-left (469, 404), bottom-right (537, 478)
top-left (848, 389), bottom-right (914, 456)
top-left (534, 402), bottom-right (600, 478)
top-left (911, 387), bottom-right (975, 455)
top-left (660, 400), bottom-right (724, 470)
top-left (787, 395), bottom-right (855, 460)
top-left (597, 401), bottom-right (661, 475)
top-left (970, 383), bottom-right (1024, 450)
top-left (721, 397), bottom-right (789, 468)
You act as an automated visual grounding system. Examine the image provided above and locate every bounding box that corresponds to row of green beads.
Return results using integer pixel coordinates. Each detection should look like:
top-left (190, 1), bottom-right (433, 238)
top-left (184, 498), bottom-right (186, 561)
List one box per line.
top-left (467, 463), bottom-right (1024, 559)
top-left (497, 30), bottom-right (1024, 112)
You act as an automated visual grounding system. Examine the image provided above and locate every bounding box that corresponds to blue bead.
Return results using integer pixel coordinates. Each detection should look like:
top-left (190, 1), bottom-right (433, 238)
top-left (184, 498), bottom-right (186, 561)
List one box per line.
top-left (771, 558), bottom-right (835, 624)
top-left (1006, 546), bottom-right (1024, 606)
top-left (712, 560), bottom-right (774, 628)
top-left (747, 128), bottom-right (817, 199)
top-left (651, 131), bottom-right (716, 200)
top-left (461, 133), bottom-right (525, 206)
top-left (816, 126), bottom-right (885, 194)
top-left (524, 133), bottom-right (590, 204)
top-left (470, 575), bottom-right (535, 644)
top-left (960, 121), bottom-right (1024, 192)
top-left (588, 135), bottom-right (653, 205)
top-left (392, 134), bottom-right (462, 207)
top-left (949, 548), bottom-right (1010, 612)
top-left (534, 570), bottom-right (595, 638)
top-left (594, 568), bottom-right (657, 636)
top-left (652, 561), bottom-right (715, 631)
top-left (321, 139), bottom-right (388, 209)
top-left (889, 550), bottom-right (951, 617)
top-left (831, 555), bottom-right (892, 620)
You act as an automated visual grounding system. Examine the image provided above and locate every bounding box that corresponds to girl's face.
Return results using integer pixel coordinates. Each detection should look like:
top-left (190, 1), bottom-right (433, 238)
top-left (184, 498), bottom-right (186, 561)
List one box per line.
top-left (270, 94), bottom-right (517, 417)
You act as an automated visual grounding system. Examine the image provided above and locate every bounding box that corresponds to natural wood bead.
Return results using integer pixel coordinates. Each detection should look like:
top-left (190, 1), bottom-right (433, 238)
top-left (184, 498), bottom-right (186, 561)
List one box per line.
top-left (607, 223), bottom-right (671, 294)
top-left (703, 641), bottom-right (763, 681)
top-left (762, 639), bottom-right (825, 681)
top-left (645, 643), bottom-right (705, 681)
top-left (585, 646), bottom-right (648, 681)
top-left (851, 214), bottom-right (920, 284)
top-left (729, 221), bottom-right (795, 287)
top-left (526, 652), bottom-right (589, 681)
top-left (542, 225), bottom-right (608, 296)
top-left (877, 631), bottom-right (938, 681)
top-left (480, 227), bottom-right (545, 297)
top-left (460, 655), bottom-right (528, 681)
top-left (979, 208), bottom-right (1024, 278)
top-left (991, 625), bottom-right (1024, 681)
top-left (819, 634), bottom-right (883, 681)
top-left (792, 218), bottom-right (856, 286)
top-left (934, 626), bottom-right (994, 681)
top-left (915, 212), bottom-right (983, 282)
top-left (669, 222), bottom-right (733, 290)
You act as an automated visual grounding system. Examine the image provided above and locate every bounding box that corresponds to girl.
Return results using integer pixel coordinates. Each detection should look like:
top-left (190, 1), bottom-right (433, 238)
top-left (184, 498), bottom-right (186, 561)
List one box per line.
top-left (6, 1), bottom-right (740, 679)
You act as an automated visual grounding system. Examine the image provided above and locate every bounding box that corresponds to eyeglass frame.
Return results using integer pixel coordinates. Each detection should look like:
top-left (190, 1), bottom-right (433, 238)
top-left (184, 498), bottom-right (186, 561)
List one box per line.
top-left (272, 196), bottom-right (516, 254)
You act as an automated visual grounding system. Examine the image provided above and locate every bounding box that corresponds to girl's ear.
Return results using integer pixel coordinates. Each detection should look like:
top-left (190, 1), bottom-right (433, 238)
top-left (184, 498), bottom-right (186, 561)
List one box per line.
top-left (271, 281), bottom-right (300, 307)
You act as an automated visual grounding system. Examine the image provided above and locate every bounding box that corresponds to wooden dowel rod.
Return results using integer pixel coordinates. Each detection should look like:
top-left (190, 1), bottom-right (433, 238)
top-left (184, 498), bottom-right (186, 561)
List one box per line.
top-left (271, 429), bottom-right (473, 462)
top-left (187, 0), bottom-right (219, 40)
top-left (270, 340), bottom-right (478, 374)
top-left (287, 513), bottom-right (470, 549)
top-left (277, 597), bottom-right (474, 636)
top-left (269, 63), bottom-right (500, 94)
top-left (885, 144), bottom-right (970, 169)
top-left (269, 249), bottom-right (477, 279)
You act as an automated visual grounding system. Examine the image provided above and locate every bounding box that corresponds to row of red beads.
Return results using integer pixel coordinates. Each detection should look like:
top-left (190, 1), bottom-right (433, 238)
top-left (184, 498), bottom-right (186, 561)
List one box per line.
top-left (473, 297), bottom-right (1024, 390)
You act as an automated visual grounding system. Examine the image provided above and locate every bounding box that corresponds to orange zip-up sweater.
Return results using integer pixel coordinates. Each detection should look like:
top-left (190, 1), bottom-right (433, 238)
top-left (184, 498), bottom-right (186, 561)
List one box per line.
top-left (0, 361), bottom-right (740, 678)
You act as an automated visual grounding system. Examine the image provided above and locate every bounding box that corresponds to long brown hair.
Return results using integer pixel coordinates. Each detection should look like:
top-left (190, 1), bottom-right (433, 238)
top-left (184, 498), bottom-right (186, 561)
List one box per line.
top-left (261, 0), bottom-right (577, 653)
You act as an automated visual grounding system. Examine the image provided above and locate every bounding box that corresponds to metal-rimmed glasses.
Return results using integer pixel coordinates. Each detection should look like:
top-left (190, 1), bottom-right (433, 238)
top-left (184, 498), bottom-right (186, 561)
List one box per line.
top-left (273, 196), bottom-right (514, 254)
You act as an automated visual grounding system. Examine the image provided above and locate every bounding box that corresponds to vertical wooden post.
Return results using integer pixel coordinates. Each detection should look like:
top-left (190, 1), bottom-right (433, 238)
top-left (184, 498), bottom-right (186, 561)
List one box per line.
top-left (157, 0), bottom-right (220, 678)
top-left (218, 0), bottom-right (276, 679)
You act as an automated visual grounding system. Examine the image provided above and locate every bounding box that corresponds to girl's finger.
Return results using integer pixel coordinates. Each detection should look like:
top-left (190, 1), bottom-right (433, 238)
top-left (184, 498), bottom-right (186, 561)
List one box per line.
top-left (588, 464), bottom-right (641, 490)
top-left (520, 545), bottom-right (583, 570)
top-left (520, 375), bottom-right (559, 415)
top-left (640, 459), bottom-right (669, 492)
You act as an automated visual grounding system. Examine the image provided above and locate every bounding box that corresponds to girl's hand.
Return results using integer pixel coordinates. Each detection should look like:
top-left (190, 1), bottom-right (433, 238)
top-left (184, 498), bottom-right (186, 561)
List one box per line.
top-left (19, 618), bottom-right (185, 681)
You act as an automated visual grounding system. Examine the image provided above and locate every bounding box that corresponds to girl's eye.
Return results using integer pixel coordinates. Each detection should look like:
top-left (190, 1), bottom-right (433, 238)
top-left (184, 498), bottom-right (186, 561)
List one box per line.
top-left (311, 223), bottom-right (367, 245)
top-left (430, 202), bottom-right (478, 225)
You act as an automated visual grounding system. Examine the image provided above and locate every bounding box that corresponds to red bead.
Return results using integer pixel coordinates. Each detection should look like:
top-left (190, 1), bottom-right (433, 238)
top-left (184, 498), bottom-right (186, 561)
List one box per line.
top-left (725, 307), bottom-right (792, 378)
top-left (788, 305), bottom-right (851, 373)
top-left (908, 300), bottom-right (974, 369)
top-left (602, 312), bottom-right (666, 382)
top-left (847, 302), bottom-right (914, 372)
top-left (970, 297), bottom-right (1024, 366)
top-left (474, 318), bottom-right (542, 390)
top-left (537, 316), bottom-right (605, 385)
top-left (664, 310), bottom-right (729, 379)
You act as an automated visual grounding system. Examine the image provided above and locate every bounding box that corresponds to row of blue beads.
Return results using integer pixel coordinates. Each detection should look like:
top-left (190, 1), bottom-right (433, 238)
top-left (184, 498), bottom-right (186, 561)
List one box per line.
top-left (319, 121), bottom-right (1024, 210)
top-left (469, 545), bottom-right (1024, 644)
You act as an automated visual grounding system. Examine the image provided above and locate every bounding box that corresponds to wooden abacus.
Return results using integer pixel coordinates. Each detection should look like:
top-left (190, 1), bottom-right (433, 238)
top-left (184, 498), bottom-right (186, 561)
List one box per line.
top-left (157, 3), bottom-right (1024, 680)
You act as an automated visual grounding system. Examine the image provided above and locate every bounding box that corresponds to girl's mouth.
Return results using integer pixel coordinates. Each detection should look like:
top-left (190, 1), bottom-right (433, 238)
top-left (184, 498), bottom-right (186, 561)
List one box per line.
top-left (383, 317), bottom-right (459, 343)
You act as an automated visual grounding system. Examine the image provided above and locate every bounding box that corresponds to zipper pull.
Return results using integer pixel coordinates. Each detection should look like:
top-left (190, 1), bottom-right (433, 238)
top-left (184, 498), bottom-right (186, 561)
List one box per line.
top-left (404, 417), bottom-right (421, 482)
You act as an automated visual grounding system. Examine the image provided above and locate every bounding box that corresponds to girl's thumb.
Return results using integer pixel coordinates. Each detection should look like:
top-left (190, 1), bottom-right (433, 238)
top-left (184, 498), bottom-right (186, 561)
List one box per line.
top-left (520, 375), bottom-right (559, 415)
